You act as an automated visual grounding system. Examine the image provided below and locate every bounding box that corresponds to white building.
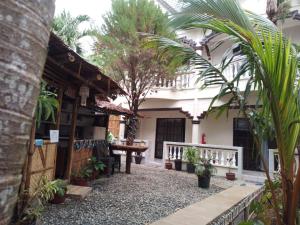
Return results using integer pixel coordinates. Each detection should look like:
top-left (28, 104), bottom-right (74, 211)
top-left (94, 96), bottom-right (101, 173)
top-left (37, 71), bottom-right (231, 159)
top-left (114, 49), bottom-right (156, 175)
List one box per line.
top-left (116, 0), bottom-right (300, 179)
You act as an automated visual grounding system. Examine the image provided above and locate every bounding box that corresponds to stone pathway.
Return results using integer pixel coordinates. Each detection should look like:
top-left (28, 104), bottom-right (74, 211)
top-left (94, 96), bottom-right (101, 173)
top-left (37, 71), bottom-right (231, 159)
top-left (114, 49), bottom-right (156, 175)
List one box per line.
top-left (41, 164), bottom-right (234, 225)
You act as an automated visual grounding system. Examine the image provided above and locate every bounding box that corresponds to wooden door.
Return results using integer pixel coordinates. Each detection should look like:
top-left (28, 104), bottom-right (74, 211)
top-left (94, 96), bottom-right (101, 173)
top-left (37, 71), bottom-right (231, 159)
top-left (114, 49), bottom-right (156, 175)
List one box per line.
top-left (233, 118), bottom-right (261, 171)
top-left (155, 118), bottom-right (185, 159)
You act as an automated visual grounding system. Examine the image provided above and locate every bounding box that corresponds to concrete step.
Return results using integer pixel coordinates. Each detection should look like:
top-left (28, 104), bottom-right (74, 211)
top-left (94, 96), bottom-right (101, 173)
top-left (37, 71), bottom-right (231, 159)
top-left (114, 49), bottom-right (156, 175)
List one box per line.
top-left (66, 185), bottom-right (92, 200)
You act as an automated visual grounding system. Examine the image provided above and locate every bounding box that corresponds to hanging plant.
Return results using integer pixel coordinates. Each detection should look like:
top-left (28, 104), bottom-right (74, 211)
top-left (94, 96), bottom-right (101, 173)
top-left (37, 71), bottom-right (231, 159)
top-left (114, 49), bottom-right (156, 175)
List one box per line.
top-left (35, 81), bottom-right (59, 128)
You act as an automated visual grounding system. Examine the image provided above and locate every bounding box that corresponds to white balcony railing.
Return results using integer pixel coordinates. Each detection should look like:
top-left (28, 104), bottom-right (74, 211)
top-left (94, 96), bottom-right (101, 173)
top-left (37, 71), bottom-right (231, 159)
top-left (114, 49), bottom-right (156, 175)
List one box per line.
top-left (163, 141), bottom-right (243, 178)
top-left (155, 58), bottom-right (250, 89)
top-left (269, 149), bottom-right (299, 175)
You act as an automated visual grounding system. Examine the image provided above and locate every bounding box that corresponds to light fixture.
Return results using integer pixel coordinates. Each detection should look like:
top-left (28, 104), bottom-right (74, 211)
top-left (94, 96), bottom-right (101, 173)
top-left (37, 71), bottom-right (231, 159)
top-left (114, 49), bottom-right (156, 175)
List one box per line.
top-left (96, 74), bottom-right (102, 80)
top-left (79, 85), bottom-right (89, 106)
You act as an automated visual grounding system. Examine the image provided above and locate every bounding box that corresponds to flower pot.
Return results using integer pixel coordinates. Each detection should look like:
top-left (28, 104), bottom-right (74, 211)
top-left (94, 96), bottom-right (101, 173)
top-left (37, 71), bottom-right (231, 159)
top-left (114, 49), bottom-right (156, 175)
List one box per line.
top-left (165, 162), bottom-right (172, 170)
top-left (174, 159), bottom-right (182, 171)
top-left (90, 170), bottom-right (100, 180)
top-left (186, 163), bottom-right (195, 173)
top-left (198, 175), bottom-right (211, 188)
top-left (71, 177), bottom-right (89, 186)
top-left (135, 155), bottom-right (143, 164)
top-left (226, 172), bottom-right (236, 181)
top-left (50, 193), bottom-right (66, 204)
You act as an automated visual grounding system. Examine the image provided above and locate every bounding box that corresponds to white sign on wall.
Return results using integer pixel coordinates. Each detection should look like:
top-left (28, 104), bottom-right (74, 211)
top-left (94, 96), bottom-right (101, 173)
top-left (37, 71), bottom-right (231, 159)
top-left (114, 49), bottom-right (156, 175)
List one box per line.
top-left (50, 130), bottom-right (59, 143)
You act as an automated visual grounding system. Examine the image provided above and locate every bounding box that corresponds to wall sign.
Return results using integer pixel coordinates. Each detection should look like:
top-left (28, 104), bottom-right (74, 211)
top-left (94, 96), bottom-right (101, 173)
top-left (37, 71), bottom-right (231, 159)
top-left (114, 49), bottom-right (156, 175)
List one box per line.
top-left (50, 130), bottom-right (59, 143)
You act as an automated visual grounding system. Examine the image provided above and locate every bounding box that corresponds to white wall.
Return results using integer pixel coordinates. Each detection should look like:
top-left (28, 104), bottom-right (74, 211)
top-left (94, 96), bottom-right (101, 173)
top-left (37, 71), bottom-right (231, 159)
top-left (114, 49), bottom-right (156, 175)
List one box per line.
top-left (200, 109), bottom-right (242, 146)
top-left (137, 110), bottom-right (192, 162)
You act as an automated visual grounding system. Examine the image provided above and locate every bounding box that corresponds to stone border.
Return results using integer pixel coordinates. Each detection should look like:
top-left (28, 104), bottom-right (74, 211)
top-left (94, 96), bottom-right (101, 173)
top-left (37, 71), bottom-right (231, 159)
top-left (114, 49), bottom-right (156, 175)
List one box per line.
top-left (208, 185), bottom-right (264, 225)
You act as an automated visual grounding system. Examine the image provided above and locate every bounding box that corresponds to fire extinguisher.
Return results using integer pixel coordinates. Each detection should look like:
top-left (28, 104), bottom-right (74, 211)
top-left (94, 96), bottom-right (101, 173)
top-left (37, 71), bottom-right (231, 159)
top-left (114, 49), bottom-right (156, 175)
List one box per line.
top-left (201, 133), bottom-right (206, 144)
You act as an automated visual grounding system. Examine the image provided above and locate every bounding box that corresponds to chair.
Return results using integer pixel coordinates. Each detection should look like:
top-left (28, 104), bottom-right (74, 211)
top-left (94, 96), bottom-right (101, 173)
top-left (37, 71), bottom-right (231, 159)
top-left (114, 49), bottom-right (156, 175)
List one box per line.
top-left (94, 140), bottom-right (115, 177)
top-left (109, 145), bottom-right (121, 172)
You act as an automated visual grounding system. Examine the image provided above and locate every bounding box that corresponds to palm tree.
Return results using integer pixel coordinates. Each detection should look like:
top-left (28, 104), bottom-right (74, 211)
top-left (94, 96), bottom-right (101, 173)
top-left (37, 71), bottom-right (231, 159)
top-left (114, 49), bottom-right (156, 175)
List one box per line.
top-left (266, 0), bottom-right (291, 24)
top-left (52, 10), bottom-right (95, 55)
top-left (0, 1), bottom-right (55, 224)
top-left (147, 0), bottom-right (300, 224)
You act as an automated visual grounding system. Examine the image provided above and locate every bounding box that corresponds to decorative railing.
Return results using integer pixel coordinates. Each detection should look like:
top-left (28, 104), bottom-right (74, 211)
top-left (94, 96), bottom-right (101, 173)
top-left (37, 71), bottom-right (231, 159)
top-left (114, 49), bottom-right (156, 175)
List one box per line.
top-left (154, 58), bottom-right (249, 89)
top-left (163, 141), bottom-right (243, 178)
top-left (154, 72), bottom-right (197, 89)
top-left (118, 139), bottom-right (149, 157)
top-left (269, 149), bottom-right (299, 175)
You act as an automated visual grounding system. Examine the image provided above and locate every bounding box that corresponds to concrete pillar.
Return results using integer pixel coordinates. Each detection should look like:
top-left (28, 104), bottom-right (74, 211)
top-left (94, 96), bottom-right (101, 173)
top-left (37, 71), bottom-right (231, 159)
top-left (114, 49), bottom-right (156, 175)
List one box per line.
top-left (192, 120), bottom-right (200, 144)
top-left (119, 116), bottom-right (126, 140)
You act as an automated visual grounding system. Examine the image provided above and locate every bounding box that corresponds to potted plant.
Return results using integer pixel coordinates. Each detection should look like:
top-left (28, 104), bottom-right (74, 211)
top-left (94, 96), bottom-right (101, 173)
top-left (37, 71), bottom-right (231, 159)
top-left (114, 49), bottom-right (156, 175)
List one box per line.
top-left (135, 152), bottom-right (143, 164)
top-left (71, 166), bottom-right (92, 186)
top-left (165, 156), bottom-right (173, 170)
top-left (195, 158), bottom-right (216, 188)
top-left (183, 147), bottom-right (198, 173)
top-left (87, 156), bottom-right (106, 180)
top-left (174, 158), bottom-right (182, 171)
top-left (16, 176), bottom-right (57, 225)
top-left (226, 157), bottom-right (236, 180)
top-left (49, 179), bottom-right (68, 204)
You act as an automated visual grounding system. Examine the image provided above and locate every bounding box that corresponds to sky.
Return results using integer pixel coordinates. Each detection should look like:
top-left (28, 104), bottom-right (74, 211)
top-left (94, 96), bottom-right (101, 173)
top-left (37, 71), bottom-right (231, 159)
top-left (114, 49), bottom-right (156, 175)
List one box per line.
top-left (55, 0), bottom-right (113, 54)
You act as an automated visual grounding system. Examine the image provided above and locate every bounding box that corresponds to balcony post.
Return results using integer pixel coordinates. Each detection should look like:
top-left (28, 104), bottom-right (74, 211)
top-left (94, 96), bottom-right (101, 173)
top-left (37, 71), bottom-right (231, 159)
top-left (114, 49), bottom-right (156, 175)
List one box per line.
top-left (192, 120), bottom-right (200, 144)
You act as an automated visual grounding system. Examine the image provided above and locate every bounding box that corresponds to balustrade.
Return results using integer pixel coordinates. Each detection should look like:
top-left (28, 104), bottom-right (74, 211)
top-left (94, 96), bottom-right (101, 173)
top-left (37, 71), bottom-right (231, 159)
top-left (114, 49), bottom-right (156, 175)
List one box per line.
top-left (163, 141), bottom-right (243, 177)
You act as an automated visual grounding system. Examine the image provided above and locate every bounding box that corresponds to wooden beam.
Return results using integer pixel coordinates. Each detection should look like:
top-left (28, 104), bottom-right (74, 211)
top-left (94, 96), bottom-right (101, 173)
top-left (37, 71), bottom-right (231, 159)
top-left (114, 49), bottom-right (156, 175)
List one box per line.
top-left (65, 98), bottom-right (79, 181)
top-left (47, 56), bottom-right (107, 95)
top-left (55, 88), bottom-right (64, 129)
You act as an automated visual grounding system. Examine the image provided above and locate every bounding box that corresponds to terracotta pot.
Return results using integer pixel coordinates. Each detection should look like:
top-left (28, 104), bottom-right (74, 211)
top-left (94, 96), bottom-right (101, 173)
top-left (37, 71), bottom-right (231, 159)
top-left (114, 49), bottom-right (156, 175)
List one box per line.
top-left (90, 170), bottom-right (100, 180)
top-left (50, 193), bottom-right (66, 204)
top-left (71, 177), bottom-right (89, 186)
top-left (226, 172), bottom-right (236, 181)
top-left (165, 162), bottom-right (172, 170)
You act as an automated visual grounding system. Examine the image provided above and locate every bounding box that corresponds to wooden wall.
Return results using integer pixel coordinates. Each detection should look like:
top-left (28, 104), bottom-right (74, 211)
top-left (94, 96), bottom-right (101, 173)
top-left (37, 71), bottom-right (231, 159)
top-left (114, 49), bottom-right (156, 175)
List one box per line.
top-left (108, 115), bottom-right (120, 138)
top-left (27, 141), bottom-right (57, 195)
top-left (71, 148), bottom-right (93, 174)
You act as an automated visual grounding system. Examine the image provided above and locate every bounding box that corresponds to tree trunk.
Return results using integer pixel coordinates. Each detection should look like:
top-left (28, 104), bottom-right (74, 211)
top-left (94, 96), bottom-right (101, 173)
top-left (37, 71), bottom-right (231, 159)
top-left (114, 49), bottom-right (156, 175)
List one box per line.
top-left (0, 1), bottom-right (55, 224)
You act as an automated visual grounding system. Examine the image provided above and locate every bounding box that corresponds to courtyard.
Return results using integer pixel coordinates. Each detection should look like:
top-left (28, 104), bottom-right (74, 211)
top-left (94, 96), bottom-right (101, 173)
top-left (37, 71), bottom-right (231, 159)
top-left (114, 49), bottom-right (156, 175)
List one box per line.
top-left (41, 164), bottom-right (233, 225)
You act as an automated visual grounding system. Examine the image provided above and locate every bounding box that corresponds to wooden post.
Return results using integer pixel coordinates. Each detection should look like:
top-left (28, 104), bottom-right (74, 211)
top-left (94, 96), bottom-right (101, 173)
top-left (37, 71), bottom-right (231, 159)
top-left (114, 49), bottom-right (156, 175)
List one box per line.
top-left (65, 98), bottom-right (79, 180)
top-left (55, 88), bottom-right (63, 129)
top-left (125, 150), bottom-right (132, 174)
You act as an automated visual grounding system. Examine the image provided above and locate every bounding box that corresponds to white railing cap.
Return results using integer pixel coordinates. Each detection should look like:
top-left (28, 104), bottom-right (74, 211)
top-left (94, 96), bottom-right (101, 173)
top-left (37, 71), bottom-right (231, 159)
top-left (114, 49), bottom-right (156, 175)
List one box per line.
top-left (164, 141), bottom-right (242, 151)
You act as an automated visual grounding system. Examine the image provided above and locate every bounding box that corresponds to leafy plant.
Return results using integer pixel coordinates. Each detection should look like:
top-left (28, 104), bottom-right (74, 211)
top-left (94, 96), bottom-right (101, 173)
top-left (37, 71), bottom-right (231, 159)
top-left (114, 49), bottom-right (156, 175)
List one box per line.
top-left (52, 10), bottom-right (96, 55)
top-left (18, 176), bottom-right (57, 223)
top-left (72, 166), bottom-right (93, 179)
top-left (183, 147), bottom-right (199, 164)
top-left (51, 179), bottom-right (67, 197)
top-left (147, 0), bottom-right (299, 223)
top-left (195, 158), bottom-right (216, 177)
top-left (87, 156), bottom-right (106, 172)
top-left (35, 81), bottom-right (58, 128)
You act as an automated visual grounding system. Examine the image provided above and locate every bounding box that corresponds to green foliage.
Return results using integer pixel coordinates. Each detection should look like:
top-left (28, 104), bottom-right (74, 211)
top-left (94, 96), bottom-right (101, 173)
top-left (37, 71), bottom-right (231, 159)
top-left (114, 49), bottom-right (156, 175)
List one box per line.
top-left (183, 147), bottom-right (199, 164)
top-left (147, 1), bottom-right (299, 222)
top-left (195, 158), bottom-right (216, 177)
top-left (51, 179), bottom-right (68, 197)
top-left (87, 156), bottom-right (106, 172)
top-left (35, 81), bottom-right (58, 128)
top-left (92, 0), bottom-right (176, 110)
top-left (21, 176), bottom-right (58, 222)
top-left (72, 166), bottom-right (93, 179)
top-left (52, 10), bottom-right (96, 55)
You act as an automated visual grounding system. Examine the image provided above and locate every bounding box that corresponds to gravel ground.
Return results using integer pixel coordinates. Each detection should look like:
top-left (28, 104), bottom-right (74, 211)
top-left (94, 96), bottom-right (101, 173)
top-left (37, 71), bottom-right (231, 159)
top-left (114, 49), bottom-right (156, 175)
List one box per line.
top-left (41, 164), bottom-right (233, 225)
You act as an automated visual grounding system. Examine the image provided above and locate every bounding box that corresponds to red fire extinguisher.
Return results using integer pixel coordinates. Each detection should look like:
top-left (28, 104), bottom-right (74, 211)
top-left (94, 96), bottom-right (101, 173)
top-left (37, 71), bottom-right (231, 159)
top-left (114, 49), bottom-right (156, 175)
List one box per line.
top-left (201, 133), bottom-right (206, 144)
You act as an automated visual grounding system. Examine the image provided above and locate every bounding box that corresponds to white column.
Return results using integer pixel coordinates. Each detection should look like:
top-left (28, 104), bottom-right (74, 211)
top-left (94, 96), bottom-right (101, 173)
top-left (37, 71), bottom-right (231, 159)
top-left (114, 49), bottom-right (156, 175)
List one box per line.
top-left (192, 120), bottom-right (200, 144)
top-left (119, 116), bottom-right (126, 141)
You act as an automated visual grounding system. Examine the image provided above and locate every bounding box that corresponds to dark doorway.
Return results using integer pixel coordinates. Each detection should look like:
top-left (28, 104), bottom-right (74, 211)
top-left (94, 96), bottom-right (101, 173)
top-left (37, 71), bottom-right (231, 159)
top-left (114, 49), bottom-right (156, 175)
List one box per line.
top-left (155, 118), bottom-right (185, 159)
top-left (233, 118), bottom-right (261, 171)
